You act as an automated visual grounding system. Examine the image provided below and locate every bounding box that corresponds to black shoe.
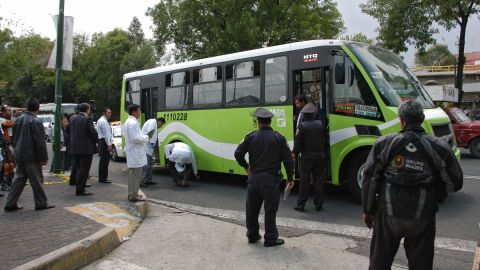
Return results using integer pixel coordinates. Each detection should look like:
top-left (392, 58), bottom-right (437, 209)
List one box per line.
top-left (99, 180), bottom-right (112, 184)
top-left (140, 183), bottom-right (148, 188)
top-left (264, 239), bottom-right (285, 247)
top-left (248, 235), bottom-right (262, 244)
top-left (0, 193), bottom-right (4, 197)
top-left (84, 184), bottom-right (92, 188)
top-left (294, 206), bottom-right (305, 212)
top-left (4, 206), bottom-right (23, 212)
top-left (76, 192), bottom-right (93, 196)
top-left (69, 182), bottom-right (76, 186)
top-left (315, 205), bottom-right (323, 211)
top-left (146, 181), bottom-right (157, 185)
top-left (35, 205), bottom-right (55, 211)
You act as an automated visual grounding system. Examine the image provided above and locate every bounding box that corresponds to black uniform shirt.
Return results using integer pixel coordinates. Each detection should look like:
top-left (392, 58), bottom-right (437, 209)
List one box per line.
top-left (235, 126), bottom-right (293, 181)
top-left (292, 119), bottom-right (324, 155)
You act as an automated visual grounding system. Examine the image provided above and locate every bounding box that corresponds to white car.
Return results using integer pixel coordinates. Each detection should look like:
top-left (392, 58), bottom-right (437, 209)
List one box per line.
top-left (38, 114), bottom-right (54, 141)
top-left (111, 124), bottom-right (125, 161)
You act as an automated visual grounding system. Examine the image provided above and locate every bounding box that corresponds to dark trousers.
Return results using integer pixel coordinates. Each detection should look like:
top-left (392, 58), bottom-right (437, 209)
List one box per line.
top-left (142, 154), bottom-right (153, 184)
top-left (168, 161), bottom-right (192, 185)
top-left (297, 154), bottom-right (324, 207)
top-left (63, 148), bottom-right (71, 171)
top-left (74, 154), bottom-right (93, 194)
top-left (369, 212), bottom-right (436, 270)
top-left (246, 172), bottom-right (280, 243)
top-left (5, 162), bottom-right (48, 208)
top-left (98, 139), bottom-right (110, 182)
top-left (69, 157), bottom-right (77, 185)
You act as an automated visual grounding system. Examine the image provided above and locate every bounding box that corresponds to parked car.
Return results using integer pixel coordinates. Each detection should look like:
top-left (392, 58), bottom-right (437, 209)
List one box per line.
top-left (38, 114), bottom-right (55, 141)
top-left (443, 107), bottom-right (480, 158)
top-left (110, 122), bottom-right (125, 161)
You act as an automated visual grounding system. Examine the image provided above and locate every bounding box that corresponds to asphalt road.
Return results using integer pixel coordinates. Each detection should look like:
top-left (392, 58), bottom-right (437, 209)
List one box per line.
top-left (48, 145), bottom-right (480, 269)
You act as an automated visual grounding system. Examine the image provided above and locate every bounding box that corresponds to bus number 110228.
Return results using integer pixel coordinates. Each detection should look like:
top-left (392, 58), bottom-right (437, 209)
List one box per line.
top-left (163, 112), bottom-right (188, 121)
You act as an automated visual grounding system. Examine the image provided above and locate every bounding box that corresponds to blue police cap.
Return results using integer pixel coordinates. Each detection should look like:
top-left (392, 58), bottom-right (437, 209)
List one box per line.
top-left (301, 103), bottom-right (316, 114)
top-left (254, 108), bottom-right (274, 118)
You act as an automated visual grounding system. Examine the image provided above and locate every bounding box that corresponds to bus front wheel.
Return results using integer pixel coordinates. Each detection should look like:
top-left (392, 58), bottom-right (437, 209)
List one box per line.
top-left (346, 150), bottom-right (369, 203)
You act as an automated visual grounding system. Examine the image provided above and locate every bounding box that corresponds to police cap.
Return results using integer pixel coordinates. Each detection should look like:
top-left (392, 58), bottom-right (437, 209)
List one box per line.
top-left (254, 107), bottom-right (274, 119)
top-left (301, 103), bottom-right (316, 114)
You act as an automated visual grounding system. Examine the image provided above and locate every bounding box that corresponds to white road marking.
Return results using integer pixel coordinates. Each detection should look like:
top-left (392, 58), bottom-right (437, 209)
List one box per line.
top-left (149, 199), bottom-right (477, 253)
top-left (464, 175), bottom-right (480, 180)
top-left (96, 259), bottom-right (151, 270)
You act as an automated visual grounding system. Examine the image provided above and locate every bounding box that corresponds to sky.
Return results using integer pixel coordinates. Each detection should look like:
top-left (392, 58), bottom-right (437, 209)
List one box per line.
top-left (1, 0), bottom-right (479, 66)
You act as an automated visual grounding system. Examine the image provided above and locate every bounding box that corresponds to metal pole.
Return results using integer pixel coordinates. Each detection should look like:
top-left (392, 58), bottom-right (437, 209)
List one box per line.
top-left (52, 0), bottom-right (64, 173)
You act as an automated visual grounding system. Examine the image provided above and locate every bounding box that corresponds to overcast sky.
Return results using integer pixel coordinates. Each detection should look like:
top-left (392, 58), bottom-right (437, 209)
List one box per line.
top-left (1, 0), bottom-right (479, 66)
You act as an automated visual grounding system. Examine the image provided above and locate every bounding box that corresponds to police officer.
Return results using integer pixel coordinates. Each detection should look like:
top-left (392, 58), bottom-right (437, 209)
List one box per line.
top-left (235, 108), bottom-right (294, 247)
top-left (292, 103), bottom-right (325, 212)
top-left (362, 100), bottom-right (463, 269)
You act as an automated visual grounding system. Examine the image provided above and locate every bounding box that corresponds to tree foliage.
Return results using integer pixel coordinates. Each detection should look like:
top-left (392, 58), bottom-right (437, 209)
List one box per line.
top-left (361, 0), bottom-right (480, 103)
top-left (339, 33), bottom-right (375, 45)
top-left (414, 44), bottom-right (456, 66)
top-left (147, 0), bottom-right (344, 61)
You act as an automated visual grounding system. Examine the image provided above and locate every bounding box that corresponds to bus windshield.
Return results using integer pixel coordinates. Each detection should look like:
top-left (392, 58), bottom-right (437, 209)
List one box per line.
top-left (349, 43), bottom-right (434, 109)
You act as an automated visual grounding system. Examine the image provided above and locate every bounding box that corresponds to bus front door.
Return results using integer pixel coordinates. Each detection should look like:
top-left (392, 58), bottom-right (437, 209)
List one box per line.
top-left (292, 67), bottom-right (331, 182)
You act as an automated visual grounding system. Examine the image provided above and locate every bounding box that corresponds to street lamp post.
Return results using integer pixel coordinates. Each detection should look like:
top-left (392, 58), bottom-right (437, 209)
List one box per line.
top-left (52, 0), bottom-right (65, 173)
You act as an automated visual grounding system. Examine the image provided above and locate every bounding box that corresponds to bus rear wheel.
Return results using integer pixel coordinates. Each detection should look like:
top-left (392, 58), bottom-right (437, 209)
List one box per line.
top-left (111, 147), bottom-right (119, 161)
top-left (346, 150), bottom-right (369, 203)
top-left (469, 138), bottom-right (480, 159)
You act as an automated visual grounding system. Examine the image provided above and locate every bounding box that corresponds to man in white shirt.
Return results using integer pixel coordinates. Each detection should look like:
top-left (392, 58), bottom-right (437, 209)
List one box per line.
top-left (123, 104), bottom-right (149, 201)
top-left (165, 142), bottom-right (198, 187)
top-left (96, 107), bottom-right (113, 183)
top-left (140, 117), bottom-right (166, 188)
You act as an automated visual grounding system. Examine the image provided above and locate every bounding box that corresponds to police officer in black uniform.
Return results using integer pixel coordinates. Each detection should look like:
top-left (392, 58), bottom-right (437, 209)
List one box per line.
top-left (362, 100), bottom-right (463, 269)
top-left (292, 103), bottom-right (325, 212)
top-left (235, 108), bottom-right (294, 247)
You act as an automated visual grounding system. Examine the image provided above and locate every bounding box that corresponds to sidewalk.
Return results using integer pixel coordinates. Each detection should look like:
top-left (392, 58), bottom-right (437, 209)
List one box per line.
top-left (83, 202), bottom-right (406, 270)
top-left (0, 172), bottom-right (147, 270)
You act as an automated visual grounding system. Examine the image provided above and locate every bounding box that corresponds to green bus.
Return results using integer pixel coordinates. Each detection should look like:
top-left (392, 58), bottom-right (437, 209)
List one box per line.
top-left (121, 40), bottom-right (459, 202)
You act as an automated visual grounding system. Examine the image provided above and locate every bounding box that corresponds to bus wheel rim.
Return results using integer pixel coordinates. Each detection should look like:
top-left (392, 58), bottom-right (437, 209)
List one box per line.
top-left (357, 163), bottom-right (366, 188)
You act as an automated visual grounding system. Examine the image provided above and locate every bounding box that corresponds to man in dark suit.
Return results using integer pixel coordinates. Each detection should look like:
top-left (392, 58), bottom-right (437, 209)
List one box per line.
top-left (69, 103), bottom-right (98, 196)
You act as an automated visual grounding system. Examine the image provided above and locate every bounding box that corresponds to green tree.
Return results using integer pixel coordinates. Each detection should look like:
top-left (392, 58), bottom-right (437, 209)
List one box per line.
top-left (128, 16), bottom-right (145, 46)
top-left (147, 0), bottom-right (344, 61)
top-left (361, 0), bottom-right (480, 104)
top-left (339, 33), bottom-right (375, 44)
top-left (414, 44), bottom-right (456, 66)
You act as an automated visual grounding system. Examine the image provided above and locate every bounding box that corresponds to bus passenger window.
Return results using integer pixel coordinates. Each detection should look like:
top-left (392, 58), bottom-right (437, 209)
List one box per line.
top-left (125, 79), bottom-right (140, 111)
top-left (226, 60), bottom-right (260, 106)
top-left (166, 71), bottom-right (189, 108)
top-left (265, 56), bottom-right (287, 104)
top-left (192, 66), bottom-right (222, 106)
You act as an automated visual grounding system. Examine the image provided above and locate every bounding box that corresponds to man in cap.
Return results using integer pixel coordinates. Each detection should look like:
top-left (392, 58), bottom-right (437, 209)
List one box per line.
top-left (165, 142), bottom-right (198, 187)
top-left (235, 108), bottom-right (294, 247)
top-left (292, 103), bottom-right (326, 212)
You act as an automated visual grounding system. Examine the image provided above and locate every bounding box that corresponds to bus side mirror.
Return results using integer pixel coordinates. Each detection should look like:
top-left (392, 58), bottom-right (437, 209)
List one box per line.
top-left (335, 62), bottom-right (345, 84)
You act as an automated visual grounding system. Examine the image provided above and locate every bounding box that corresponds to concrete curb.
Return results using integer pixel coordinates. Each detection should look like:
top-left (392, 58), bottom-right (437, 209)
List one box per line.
top-left (12, 199), bottom-right (149, 270)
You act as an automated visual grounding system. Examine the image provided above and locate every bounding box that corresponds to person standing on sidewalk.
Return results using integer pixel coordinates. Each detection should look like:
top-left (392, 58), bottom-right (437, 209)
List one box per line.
top-left (124, 104), bottom-right (148, 201)
top-left (4, 98), bottom-right (54, 212)
top-left (70, 103), bottom-right (98, 196)
top-left (235, 108), bottom-right (294, 247)
top-left (140, 117), bottom-right (165, 188)
top-left (0, 152), bottom-right (3, 197)
top-left (96, 107), bottom-right (113, 184)
top-left (362, 100), bottom-right (463, 269)
top-left (292, 103), bottom-right (325, 212)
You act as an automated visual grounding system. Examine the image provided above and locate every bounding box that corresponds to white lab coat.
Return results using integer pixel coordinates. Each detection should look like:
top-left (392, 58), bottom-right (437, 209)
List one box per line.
top-left (142, 119), bottom-right (158, 156)
top-left (164, 142), bottom-right (198, 176)
top-left (123, 115), bottom-right (149, 168)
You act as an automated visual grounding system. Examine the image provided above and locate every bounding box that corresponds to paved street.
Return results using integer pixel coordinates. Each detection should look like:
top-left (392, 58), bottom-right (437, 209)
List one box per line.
top-left (94, 147), bottom-right (479, 270)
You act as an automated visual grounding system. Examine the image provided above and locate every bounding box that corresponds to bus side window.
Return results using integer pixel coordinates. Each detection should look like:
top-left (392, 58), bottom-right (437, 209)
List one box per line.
top-left (265, 56), bottom-right (287, 104)
top-left (165, 71), bottom-right (189, 109)
top-left (226, 60), bottom-right (261, 106)
top-left (125, 79), bottom-right (140, 111)
top-left (192, 66), bottom-right (222, 107)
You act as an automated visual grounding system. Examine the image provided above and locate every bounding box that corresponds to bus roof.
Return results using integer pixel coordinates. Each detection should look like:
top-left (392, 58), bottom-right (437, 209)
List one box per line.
top-left (124, 39), bottom-right (346, 79)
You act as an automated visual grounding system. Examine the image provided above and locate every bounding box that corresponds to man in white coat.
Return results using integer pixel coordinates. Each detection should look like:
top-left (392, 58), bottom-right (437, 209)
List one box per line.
top-left (165, 142), bottom-right (198, 187)
top-left (140, 117), bottom-right (166, 187)
top-left (123, 104), bottom-right (149, 201)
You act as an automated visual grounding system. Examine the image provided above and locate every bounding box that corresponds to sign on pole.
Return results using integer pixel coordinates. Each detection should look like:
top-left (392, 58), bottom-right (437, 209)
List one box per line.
top-left (47, 15), bottom-right (74, 71)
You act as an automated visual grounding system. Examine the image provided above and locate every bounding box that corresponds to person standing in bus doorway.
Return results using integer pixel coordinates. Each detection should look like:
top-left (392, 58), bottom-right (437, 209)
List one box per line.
top-left (70, 103), bottom-right (98, 196)
top-left (124, 104), bottom-right (149, 201)
top-left (292, 103), bottom-right (325, 212)
top-left (294, 95), bottom-right (307, 128)
top-left (96, 107), bottom-right (113, 184)
top-left (165, 142), bottom-right (198, 187)
top-left (140, 117), bottom-right (166, 188)
top-left (362, 100), bottom-right (463, 269)
top-left (235, 108), bottom-right (294, 247)
top-left (4, 98), bottom-right (54, 211)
